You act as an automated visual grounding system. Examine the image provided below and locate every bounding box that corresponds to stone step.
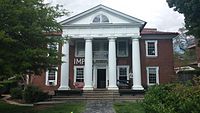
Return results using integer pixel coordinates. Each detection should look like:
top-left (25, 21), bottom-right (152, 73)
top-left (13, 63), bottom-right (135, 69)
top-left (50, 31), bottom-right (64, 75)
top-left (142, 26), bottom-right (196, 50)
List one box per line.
top-left (52, 96), bottom-right (83, 98)
top-left (54, 89), bottom-right (145, 101)
top-left (51, 97), bottom-right (144, 101)
top-left (83, 95), bottom-right (119, 98)
top-left (83, 91), bottom-right (118, 93)
top-left (83, 90), bottom-right (119, 94)
top-left (53, 95), bottom-right (117, 98)
top-left (52, 94), bottom-right (144, 101)
top-left (83, 93), bottom-right (119, 95)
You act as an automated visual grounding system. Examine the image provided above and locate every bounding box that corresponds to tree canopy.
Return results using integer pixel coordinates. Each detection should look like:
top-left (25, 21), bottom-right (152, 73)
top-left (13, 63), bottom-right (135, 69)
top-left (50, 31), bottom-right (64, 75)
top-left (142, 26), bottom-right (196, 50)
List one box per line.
top-left (0, 0), bottom-right (68, 80)
top-left (166, 0), bottom-right (200, 39)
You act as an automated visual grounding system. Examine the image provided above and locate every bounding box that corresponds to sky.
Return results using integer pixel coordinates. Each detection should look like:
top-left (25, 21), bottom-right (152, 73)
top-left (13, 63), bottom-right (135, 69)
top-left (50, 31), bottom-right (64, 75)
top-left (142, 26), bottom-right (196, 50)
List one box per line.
top-left (45, 0), bottom-right (185, 32)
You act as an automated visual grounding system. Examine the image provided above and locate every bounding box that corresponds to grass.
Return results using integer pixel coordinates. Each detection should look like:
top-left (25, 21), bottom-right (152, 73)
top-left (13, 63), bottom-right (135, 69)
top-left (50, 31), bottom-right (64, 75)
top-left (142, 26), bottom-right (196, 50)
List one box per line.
top-left (0, 101), bottom-right (34, 113)
top-left (0, 101), bottom-right (85, 113)
top-left (114, 101), bottom-right (145, 113)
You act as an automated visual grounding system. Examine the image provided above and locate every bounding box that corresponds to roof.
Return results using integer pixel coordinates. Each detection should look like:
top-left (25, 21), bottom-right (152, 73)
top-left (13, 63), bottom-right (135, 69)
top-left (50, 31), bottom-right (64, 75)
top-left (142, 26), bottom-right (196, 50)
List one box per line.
top-left (141, 28), bottom-right (179, 35)
top-left (60, 4), bottom-right (146, 30)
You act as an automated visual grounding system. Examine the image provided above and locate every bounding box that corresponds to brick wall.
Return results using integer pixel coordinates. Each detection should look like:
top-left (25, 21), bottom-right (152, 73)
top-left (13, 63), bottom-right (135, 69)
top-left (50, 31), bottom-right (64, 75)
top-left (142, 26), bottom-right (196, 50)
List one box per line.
top-left (140, 38), bottom-right (175, 88)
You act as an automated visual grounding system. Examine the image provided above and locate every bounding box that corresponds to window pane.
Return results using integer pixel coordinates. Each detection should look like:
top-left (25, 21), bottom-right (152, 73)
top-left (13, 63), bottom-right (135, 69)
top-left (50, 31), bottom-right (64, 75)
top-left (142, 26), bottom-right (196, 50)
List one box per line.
top-left (119, 76), bottom-right (127, 81)
top-left (93, 42), bottom-right (100, 51)
top-left (93, 14), bottom-right (109, 23)
top-left (93, 15), bottom-right (100, 23)
top-left (76, 79), bottom-right (84, 82)
top-left (103, 43), bottom-right (108, 51)
top-left (48, 70), bottom-right (56, 80)
top-left (148, 42), bottom-right (155, 55)
top-left (76, 68), bottom-right (84, 82)
top-left (76, 41), bottom-right (85, 56)
top-left (118, 41), bottom-right (127, 56)
top-left (119, 67), bottom-right (127, 76)
top-left (101, 15), bottom-right (109, 22)
top-left (77, 68), bottom-right (84, 75)
top-left (148, 68), bottom-right (157, 84)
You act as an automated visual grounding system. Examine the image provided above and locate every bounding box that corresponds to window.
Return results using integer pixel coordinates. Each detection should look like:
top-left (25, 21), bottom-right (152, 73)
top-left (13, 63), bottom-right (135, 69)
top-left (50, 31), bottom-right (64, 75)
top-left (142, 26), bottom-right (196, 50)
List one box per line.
top-left (145, 40), bottom-right (158, 57)
top-left (117, 40), bottom-right (128, 57)
top-left (92, 14), bottom-right (109, 23)
top-left (46, 67), bottom-right (57, 86)
top-left (146, 67), bottom-right (159, 85)
top-left (74, 66), bottom-right (84, 82)
top-left (93, 42), bottom-right (100, 51)
top-left (117, 66), bottom-right (129, 81)
top-left (75, 41), bottom-right (85, 57)
top-left (46, 43), bottom-right (58, 86)
top-left (93, 41), bottom-right (108, 51)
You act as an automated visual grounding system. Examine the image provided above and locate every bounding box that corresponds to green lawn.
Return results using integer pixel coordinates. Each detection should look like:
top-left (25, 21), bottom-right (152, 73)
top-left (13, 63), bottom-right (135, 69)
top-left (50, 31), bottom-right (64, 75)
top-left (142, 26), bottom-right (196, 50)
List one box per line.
top-left (0, 101), bottom-right (85, 113)
top-left (114, 101), bottom-right (145, 113)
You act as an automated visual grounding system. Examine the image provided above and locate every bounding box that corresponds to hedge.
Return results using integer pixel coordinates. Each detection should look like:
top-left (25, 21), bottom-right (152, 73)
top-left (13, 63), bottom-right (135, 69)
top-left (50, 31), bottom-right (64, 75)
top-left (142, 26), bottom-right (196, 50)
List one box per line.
top-left (143, 83), bottom-right (200, 113)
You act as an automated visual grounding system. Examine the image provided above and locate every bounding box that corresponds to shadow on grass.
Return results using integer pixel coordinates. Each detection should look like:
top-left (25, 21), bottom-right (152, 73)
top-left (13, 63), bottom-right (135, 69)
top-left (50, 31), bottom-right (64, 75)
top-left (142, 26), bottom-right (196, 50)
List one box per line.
top-left (114, 101), bottom-right (145, 113)
top-left (0, 101), bottom-right (85, 113)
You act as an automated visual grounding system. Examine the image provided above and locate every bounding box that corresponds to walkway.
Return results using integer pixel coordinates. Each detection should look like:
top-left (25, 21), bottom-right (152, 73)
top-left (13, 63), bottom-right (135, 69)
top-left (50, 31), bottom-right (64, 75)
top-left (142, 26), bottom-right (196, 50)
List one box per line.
top-left (83, 100), bottom-right (116, 113)
top-left (1, 94), bottom-right (33, 106)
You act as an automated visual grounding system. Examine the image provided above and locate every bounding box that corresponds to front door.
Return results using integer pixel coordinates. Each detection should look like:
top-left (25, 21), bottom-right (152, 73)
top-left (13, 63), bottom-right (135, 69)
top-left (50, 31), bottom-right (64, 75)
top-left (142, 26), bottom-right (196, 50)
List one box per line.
top-left (97, 69), bottom-right (106, 88)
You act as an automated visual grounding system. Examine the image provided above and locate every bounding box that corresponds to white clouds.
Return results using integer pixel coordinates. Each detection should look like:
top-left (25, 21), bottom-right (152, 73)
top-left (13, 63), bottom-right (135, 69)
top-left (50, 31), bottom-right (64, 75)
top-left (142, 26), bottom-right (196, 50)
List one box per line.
top-left (44, 0), bottom-right (184, 32)
top-left (101, 0), bottom-right (185, 31)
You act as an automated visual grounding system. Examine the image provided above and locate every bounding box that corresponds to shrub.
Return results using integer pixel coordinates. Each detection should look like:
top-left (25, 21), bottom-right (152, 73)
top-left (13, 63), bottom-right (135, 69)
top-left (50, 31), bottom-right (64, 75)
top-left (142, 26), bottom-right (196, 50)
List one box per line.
top-left (10, 87), bottom-right (22, 99)
top-left (0, 80), bottom-right (17, 94)
top-left (143, 83), bottom-right (200, 113)
top-left (23, 85), bottom-right (48, 103)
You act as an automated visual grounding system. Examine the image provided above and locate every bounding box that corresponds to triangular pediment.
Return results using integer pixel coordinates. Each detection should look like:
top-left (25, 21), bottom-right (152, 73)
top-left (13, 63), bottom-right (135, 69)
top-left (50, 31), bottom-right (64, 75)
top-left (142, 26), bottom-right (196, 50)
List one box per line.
top-left (60, 4), bottom-right (146, 28)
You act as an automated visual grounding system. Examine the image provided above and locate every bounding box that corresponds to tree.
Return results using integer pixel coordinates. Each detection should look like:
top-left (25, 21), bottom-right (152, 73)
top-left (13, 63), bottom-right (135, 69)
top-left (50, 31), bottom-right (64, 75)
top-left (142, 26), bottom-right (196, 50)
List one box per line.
top-left (0, 0), bottom-right (68, 80)
top-left (166, 0), bottom-right (200, 39)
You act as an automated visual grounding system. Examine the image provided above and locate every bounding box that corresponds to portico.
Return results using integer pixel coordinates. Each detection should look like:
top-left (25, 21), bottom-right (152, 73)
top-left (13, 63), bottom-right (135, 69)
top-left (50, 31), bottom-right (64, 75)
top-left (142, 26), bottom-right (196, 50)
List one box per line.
top-left (59, 35), bottom-right (144, 90)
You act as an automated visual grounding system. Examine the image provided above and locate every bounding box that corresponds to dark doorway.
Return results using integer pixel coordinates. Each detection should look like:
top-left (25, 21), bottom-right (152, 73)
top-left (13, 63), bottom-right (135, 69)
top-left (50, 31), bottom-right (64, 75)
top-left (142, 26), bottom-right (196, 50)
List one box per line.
top-left (97, 69), bottom-right (106, 88)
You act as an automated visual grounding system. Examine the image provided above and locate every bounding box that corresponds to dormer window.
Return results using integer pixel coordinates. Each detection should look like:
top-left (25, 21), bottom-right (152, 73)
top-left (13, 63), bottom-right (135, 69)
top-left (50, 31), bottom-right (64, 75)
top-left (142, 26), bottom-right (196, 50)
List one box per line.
top-left (92, 14), bottom-right (109, 23)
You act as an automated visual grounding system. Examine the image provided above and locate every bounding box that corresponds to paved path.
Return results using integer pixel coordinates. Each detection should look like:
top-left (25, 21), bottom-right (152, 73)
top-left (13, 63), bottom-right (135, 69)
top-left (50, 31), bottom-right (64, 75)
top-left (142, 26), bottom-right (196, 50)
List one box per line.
top-left (83, 100), bottom-right (116, 113)
top-left (1, 94), bottom-right (33, 106)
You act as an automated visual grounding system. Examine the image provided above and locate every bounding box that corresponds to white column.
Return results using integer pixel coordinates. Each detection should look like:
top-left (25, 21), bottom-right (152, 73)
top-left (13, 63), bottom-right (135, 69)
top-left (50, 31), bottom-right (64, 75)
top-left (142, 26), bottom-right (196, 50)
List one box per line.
top-left (132, 37), bottom-right (144, 90)
top-left (58, 40), bottom-right (70, 90)
top-left (108, 37), bottom-right (118, 90)
top-left (83, 37), bottom-right (93, 90)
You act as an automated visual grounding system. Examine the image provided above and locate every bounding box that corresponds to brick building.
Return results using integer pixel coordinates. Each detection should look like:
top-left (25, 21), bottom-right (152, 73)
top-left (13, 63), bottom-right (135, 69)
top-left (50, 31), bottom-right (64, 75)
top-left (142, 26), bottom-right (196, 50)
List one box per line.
top-left (31, 5), bottom-right (178, 92)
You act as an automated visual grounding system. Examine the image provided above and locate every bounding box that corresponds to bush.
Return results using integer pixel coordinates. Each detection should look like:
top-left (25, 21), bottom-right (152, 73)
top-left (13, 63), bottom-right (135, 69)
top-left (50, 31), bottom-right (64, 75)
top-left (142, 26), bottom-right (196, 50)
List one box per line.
top-left (0, 80), bottom-right (17, 94)
top-left (10, 87), bottom-right (22, 99)
top-left (23, 85), bottom-right (49, 103)
top-left (143, 83), bottom-right (200, 113)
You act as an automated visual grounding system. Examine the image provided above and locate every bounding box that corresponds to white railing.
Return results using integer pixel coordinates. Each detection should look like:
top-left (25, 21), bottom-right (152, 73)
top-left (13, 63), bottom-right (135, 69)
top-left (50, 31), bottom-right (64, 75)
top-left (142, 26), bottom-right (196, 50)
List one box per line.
top-left (93, 51), bottom-right (108, 60)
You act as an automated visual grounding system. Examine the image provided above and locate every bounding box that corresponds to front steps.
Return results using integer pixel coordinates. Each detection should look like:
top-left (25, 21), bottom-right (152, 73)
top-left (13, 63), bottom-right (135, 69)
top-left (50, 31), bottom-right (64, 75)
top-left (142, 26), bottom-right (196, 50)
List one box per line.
top-left (52, 89), bottom-right (144, 101)
top-left (82, 89), bottom-right (120, 100)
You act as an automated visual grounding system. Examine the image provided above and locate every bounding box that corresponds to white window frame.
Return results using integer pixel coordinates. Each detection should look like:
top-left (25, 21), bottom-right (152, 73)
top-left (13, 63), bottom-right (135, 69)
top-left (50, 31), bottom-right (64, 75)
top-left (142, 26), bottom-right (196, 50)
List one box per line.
top-left (75, 40), bottom-right (85, 57)
top-left (117, 40), bottom-right (128, 57)
top-left (145, 40), bottom-right (158, 57)
top-left (117, 65), bottom-right (129, 81)
top-left (146, 66), bottom-right (159, 85)
top-left (45, 67), bottom-right (58, 86)
top-left (92, 14), bottom-right (109, 23)
top-left (74, 66), bottom-right (84, 82)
